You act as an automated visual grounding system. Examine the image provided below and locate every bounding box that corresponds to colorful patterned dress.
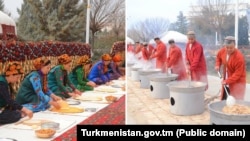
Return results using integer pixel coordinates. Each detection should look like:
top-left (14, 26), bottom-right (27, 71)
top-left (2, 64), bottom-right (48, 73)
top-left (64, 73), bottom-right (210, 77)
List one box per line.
top-left (87, 61), bottom-right (110, 85)
top-left (108, 62), bottom-right (123, 80)
top-left (15, 71), bottom-right (52, 112)
top-left (69, 65), bottom-right (93, 91)
top-left (48, 65), bottom-right (76, 98)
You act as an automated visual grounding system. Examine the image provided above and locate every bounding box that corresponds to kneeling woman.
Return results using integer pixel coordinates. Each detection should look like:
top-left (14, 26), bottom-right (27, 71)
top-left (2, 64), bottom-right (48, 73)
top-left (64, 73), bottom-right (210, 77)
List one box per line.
top-left (69, 55), bottom-right (96, 92)
top-left (48, 54), bottom-right (81, 99)
top-left (109, 54), bottom-right (125, 80)
top-left (88, 54), bottom-right (112, 85)
top-left (16, 58), bottom-right (61, 112)
top-left (0, 62), bottom-right (33, 124)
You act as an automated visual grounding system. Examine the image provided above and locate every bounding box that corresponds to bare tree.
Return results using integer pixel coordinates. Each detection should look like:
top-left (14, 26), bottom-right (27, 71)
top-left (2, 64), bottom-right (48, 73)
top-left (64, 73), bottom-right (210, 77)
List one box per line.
top-left (90, 0), bottom-right (125, 49)
top-left (127, 17), bottom-right (170, 42)
top-left (189, 0), bottom-right (232, 43)
top-left (112, 7), bottom-right (125, 40)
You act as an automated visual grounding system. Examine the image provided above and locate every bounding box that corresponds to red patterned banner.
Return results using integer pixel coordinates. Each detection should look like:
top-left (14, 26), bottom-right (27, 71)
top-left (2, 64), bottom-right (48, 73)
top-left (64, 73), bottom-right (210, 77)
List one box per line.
top-left (0, 40), bottom-right (91, 62)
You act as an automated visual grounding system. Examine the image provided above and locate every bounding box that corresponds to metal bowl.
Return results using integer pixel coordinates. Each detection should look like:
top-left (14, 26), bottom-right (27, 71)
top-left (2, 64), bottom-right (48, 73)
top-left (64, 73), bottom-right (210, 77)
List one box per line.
top-left (35, 128), bottom-right (56, 138)
top-left (208, 100), bottom-right (250, 124)
top-left (41, 122), bottom-right (60, 130)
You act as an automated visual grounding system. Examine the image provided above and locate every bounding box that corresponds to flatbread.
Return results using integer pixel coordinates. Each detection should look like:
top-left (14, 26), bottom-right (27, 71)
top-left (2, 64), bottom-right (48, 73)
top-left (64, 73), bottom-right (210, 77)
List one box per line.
top-left (50, 107), bottom-right (84, 113)
top-left (74, 96), bottom-right (103, 101)
top-left (22, 119), bottom-right (52, 126)
top-left (50, 100), bottom-right (84, 113)
top-left (95, 87), bottom-right (117, 93)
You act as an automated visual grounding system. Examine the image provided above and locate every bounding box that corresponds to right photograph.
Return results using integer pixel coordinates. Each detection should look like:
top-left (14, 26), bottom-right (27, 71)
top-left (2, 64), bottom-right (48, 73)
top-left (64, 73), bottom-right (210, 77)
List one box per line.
top-left (126, 0), bottom-right (250, 124)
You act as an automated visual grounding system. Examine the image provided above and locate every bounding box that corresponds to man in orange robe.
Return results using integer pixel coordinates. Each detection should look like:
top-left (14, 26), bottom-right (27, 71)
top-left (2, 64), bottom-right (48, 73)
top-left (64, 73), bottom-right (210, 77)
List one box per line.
top-left (134, 42), bottom-right (143, 60)
top-left (150, 37), bottom-right (167, 72)
top-left (185, 31), bottom-right (208, 90)
top-left (141, 43), bottom-right (154, 60)
top-left (166, 39), bottom-right (187, 80)
top-left (127, 42), bottom-right (134, 53)
top-left (215, 36), bottom-right (246, 100)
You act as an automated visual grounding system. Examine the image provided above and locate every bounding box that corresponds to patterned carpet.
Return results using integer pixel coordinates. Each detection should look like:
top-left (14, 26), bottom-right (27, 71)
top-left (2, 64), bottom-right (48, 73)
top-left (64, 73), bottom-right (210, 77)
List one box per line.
top-left (52, 95), bottom-right (125, 141)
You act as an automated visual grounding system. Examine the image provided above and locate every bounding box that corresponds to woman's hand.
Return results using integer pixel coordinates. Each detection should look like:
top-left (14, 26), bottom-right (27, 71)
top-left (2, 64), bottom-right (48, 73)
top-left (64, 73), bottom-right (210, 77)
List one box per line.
top-left (74, 89), bottom-right (82, 95)
top-left (49, 100), bottom-right (61, 109)
top-left (21, 107), bottom-right (33, 119)
top-left (87, 81), bottom-right (97, 87)
top-left (51, 94), bottom-right (62, 101)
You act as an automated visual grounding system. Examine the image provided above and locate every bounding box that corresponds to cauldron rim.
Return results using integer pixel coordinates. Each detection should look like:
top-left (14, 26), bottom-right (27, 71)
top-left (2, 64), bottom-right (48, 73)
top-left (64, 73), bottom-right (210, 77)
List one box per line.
top-left (208, 100), bottom-right (250, 117)
top-left (167, 80), bottom-right (206, 89)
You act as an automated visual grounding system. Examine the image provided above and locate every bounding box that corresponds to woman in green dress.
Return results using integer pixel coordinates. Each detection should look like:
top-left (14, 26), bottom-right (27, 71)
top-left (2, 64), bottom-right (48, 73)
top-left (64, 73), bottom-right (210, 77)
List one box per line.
top-left (16, 57), bottom-right (62, 112)
top-left (69, 55), bottom-right (96, 92)
top-left (48, 54), bottom-right (81, 99)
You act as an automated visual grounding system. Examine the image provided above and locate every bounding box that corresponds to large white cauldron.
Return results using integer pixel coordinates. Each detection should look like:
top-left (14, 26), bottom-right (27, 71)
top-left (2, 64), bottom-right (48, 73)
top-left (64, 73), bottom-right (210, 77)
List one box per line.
top-left (208, 100), bottom-right (250, 125)
top-left (138, 69), bottom-right (161, 89)
top-left (131, 66), bottom-right (142, 81)
top-left (149, 74), bottom-right (178, 99)
top-left (127, 62), bottom-right (134, 77)
top-left (168, 81), bottom-right (206, 116)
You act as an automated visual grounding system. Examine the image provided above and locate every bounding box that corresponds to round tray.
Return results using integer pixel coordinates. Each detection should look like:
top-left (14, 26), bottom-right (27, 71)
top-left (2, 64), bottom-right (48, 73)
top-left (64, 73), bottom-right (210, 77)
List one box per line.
top-left (0, 138), bottom-right (17, 141)
top-left (66, 100), bottom-right (81, 105)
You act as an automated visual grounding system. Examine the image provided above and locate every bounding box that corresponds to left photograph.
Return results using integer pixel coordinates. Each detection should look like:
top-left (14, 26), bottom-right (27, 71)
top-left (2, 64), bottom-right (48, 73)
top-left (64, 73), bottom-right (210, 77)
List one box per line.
top-left (0, 0), bottom-right (125, 140)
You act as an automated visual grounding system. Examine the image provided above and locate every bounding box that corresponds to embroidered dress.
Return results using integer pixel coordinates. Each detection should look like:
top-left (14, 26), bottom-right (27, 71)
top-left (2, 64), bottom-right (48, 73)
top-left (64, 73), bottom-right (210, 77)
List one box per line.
top-left (16, 71), bottom-right (52, 112)
top-left (88, 61), bottom-right (110, 85)
top-left (108, 62), bottom-right (122, 80)
top-left (69, 65), bottom-right (93, 91)
top-left (48, 65), bottom-right (76, 98)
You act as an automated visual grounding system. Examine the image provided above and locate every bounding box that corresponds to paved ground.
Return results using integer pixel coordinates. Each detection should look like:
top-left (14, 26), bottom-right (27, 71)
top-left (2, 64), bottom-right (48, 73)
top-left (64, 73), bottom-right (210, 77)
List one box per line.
top-left (126, 75), bottom-right (250, 124)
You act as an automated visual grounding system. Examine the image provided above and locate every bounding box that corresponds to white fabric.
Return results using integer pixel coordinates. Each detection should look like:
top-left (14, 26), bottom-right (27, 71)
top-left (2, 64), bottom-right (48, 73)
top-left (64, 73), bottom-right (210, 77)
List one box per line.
top-left (0, 80), bottom-right (125, 141)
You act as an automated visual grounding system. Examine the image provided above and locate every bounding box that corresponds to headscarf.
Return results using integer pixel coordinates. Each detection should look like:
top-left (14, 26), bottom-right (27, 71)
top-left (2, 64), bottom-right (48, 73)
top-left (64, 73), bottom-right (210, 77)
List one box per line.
top-left (4, 62), bottom-right (24, 76)
top-left (101, 54), bottom-right (112, 61)
top-left (33, 57), bottom-right (51, 93)
top-left (101, 54), bottom-right (111, 73)
top-left (58, 54), bottom-right (72, 64)
top-left (112, 54), bottom-right (122, 62)
top-left (77, 55), bottom-right (92, 65)
top-left (77, 55), bottom-right (92, 78)
top-left (33, 57), bottom-right (51, 70)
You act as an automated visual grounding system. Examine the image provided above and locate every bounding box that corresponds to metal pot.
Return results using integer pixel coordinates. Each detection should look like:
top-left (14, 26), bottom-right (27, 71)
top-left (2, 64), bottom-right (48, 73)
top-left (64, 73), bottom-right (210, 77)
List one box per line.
top-left (127, 63), bottom-right (134, 77)
top-left (138, 69), bottom-right (161, 89)
top-left (131, 66), bottom-right (142, 81)
top-left (149, 74), bottom-right (178, 99)
top-left (167, 81), bottom-right (206, 116)
top-left (208, 100), bottom-right (250, 125)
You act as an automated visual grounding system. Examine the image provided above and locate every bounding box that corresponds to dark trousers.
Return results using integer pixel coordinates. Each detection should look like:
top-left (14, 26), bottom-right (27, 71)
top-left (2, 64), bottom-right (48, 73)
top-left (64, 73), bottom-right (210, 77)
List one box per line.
top-left (221, 86), bottom-right (230, 100)
top-left (0, 109), bottom-right (22, 125)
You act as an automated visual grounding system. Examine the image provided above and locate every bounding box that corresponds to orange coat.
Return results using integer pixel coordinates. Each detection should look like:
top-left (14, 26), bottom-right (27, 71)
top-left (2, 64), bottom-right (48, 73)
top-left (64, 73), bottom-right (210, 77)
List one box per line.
top-left (167, 45), bottom-right (187, 80)
top-left (185, 41), bottom-right (208, 89)
top-left (135, 44), bottom-right (142, 54)
top-left (215, 47), bottom-right (246, 100)
top-left (151, 41), bottom-right (167, 71)
top-left (141, 45), bottom-right (154, 60)
top-left (134, 44), bottom-right (143, 60)
top-left (127, 44), bottom-right (134, 53)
